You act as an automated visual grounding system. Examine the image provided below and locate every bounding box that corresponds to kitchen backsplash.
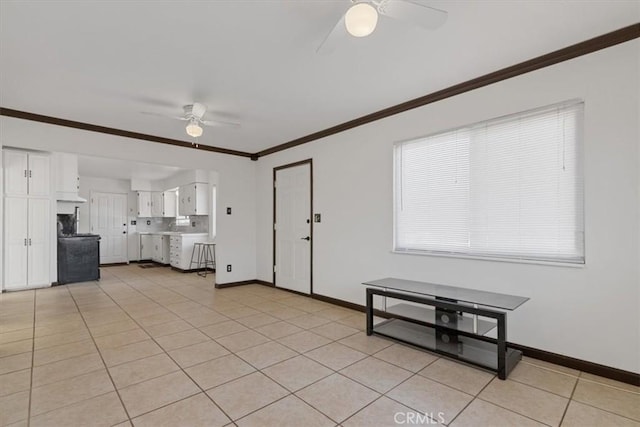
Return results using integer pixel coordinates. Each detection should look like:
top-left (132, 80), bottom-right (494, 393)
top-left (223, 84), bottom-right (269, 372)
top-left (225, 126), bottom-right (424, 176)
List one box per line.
top-left (134, 215), bottom-right (209, 234)
top-left (174, 215), bottom-right (209, 233)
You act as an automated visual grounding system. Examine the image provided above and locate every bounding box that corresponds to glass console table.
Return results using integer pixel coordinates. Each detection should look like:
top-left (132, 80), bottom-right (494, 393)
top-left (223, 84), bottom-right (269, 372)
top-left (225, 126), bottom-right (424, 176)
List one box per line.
top-left (363, 278), bottom-right (529, 380)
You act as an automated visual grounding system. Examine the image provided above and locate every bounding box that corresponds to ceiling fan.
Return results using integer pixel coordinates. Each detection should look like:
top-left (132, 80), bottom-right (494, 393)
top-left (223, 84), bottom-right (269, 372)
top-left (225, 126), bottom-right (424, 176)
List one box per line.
top-left (142, 102), bottom-right (240, 139)
top-left (317, 0), bottom-right (447, 54)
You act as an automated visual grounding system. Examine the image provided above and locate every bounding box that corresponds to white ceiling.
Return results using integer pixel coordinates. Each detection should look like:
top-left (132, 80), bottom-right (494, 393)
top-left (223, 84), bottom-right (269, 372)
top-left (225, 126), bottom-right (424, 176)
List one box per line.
top-left (78, 155), bottom-right (184, 181)
top-left (1, 1), bottom-right (638, 154)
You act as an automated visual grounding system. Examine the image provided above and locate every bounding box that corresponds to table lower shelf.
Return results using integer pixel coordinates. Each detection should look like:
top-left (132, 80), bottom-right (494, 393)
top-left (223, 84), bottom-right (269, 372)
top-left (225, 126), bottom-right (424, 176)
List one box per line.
top-left (373, 318), bottom-right (522, 374)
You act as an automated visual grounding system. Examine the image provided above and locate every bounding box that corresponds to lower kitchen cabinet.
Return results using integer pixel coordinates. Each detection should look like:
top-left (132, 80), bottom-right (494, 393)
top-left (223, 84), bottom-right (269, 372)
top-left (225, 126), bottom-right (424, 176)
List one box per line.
top-left (169, 233), bottom-right (209, 270)
top-left (151, 234), bottom-right (170, 264)
top-left (140, 234), bottom-right (154, 261)
top-left (4, 197), bottom-right (50, 289)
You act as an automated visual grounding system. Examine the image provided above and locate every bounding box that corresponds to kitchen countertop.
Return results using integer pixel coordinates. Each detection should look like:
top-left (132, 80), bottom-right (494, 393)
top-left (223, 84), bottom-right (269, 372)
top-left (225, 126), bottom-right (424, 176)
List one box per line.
top-left (137, 232), bottom-right (209, 236)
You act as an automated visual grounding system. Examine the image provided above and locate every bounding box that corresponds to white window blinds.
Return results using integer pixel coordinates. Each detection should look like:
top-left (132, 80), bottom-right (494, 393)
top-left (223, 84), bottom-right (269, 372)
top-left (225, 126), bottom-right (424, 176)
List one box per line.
top-left (394, 101), bottom-right (584, 264)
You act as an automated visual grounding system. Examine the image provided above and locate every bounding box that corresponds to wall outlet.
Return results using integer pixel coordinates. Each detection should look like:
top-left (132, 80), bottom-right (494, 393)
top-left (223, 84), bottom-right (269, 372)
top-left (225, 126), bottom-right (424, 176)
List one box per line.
top-left (226, 207), bottom-right (232, 215)
top-left (226, 264), bottom-right (232, 272)
top-left (314, 213), bottom-right (321, 223)
top-left (191, 221), bottom-right (196, 227)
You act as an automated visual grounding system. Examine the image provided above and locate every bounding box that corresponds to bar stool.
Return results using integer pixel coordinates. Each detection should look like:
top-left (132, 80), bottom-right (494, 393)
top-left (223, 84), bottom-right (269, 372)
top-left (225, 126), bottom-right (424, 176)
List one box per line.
top-left (189, 242), bottom-right (216, 277)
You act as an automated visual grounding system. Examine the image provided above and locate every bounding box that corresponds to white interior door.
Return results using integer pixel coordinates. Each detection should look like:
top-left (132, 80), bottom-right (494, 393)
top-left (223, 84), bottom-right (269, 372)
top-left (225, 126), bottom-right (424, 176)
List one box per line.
top-left (275, 162), bottom-right (311, 294)
top-left (91, 192), bottom-right (128, 264)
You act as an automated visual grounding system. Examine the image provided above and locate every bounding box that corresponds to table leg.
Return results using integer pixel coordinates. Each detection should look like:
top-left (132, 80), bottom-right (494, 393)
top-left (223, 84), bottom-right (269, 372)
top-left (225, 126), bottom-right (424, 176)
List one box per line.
top-left (366, 288), bottom-right (374, 336)
top-left (497, 312), bottom-right (507, 380)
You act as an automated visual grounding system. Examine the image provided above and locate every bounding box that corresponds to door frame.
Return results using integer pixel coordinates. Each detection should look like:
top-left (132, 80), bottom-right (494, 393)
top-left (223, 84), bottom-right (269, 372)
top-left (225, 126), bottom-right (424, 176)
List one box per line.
top-left (273, 158), bottom-right (313, 294)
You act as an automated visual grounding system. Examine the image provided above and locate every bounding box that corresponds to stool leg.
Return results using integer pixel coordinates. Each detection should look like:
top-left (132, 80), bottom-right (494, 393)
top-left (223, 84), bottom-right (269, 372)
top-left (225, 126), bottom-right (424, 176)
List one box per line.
top-left (207, 245), bottom-right (213, 276)
top-left (202, 245), bottom-right (210, 278)
top-left (189, 244), bottom-right (198, 271)
top-left (197, 244), bottom-right (205, 277)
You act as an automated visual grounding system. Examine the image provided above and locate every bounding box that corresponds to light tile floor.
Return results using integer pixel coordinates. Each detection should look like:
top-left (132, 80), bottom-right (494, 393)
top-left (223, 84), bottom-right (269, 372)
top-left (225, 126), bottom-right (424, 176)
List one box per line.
top-left (1, 265), bottom-right (638, 426)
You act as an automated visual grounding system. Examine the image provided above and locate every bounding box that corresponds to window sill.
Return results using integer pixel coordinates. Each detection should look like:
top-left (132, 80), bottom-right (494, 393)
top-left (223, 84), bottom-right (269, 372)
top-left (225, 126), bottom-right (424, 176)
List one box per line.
top-left (391, 249), bottom-right (585, 268)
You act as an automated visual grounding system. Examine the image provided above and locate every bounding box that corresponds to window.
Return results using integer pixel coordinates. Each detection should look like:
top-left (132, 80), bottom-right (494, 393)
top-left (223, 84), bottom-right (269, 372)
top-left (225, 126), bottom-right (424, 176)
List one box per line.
top-left (394, 100), bottom-right (584, 264)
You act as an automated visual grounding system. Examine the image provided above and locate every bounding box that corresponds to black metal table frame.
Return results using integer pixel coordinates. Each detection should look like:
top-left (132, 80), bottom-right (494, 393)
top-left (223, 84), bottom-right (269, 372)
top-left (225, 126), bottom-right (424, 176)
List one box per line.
top-left (366, 287), bottom-right (511, 379)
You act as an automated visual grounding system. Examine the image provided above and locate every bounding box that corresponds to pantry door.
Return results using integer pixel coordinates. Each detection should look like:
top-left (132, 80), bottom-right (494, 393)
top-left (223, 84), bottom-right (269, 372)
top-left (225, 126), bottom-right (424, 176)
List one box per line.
top-left (90, 192), bottom-right (128, 264)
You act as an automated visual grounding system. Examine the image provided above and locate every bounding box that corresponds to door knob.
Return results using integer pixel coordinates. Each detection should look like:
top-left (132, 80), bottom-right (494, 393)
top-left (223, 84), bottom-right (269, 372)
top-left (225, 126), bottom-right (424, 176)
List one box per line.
top-left (300, 236), bottom-right (310, 241)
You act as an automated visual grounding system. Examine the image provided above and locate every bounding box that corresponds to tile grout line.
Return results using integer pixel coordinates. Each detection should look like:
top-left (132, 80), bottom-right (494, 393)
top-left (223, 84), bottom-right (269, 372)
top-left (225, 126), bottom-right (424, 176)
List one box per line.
top-left (90, 276), bottom-right (236, 424)
top-left (506, 376), bottom-right (575, 400)
top-left (66, 282), bottom-right (134, 424)
top-left (374, 360), bottom-right (445, 424)
top-left (557, 372), bottom-right (581, 426)
top-left (98, 271), bottom-right (372, 424)
top-left (473, 395), bottom-right (554, 427)
top-left (575, 375), bottom-right (640, 395)
top-left (26, 290), bottom-right (36, 427)
top-left (520, 359), bottom-right (581, 379)
top-left (25, 268), bottom-right (632, 427)
top-left (15, 280), bottom-right (406, 425)
top-left (165, 282), bottom-right (396, 424)
top-left (446, 370), bottom-right (498, 426)
top-left (566, 379), bottom-right (640, 424)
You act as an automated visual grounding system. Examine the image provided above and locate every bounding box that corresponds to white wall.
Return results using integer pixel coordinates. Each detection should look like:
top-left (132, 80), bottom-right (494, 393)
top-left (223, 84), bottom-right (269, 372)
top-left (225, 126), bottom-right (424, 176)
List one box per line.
top-left (0, 120), bottom-right (257, 284)
top-left (255, 40), bottom-right (640, 373)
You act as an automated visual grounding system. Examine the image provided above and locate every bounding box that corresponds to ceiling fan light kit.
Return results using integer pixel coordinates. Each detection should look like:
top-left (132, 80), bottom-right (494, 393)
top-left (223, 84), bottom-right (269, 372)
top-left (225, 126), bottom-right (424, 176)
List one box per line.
top-left (141, 101), bottom-right (240, 141)
top-left (185, 120), bottom-right (203, 138)
top-left (345, 2), bottom-right (378, 37)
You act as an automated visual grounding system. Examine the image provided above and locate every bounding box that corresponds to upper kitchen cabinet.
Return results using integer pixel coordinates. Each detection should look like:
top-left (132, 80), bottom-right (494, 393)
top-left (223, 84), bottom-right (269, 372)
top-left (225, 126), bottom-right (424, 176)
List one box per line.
top-left (179, 182), bottom-right (208, 215)
top-left (162, 191), bottom-right (177, 217)
top-left (3, 149), bottom-right (50, 197)
top-left (149, 191), bottom-right (176, 218)
top-left (53, 153), bottom-right (80, 199)
top-left (137, 191), bottom-right (152, 217)
top-left (151, 191), bottom-right (163, 217)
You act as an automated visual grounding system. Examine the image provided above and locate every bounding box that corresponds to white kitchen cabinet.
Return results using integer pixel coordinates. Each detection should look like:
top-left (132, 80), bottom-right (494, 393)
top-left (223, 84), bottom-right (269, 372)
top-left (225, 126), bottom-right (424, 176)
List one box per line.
top-left (151, 192), bottom-right (163, 217)
top-left (3, 149), bottom-right (50, 197)
top-left (54, 153), bottom-right (80, 198)
top-left (137, 191), bottom-right (152, 217)
top-left (140, 234), bottom-right (153, 260)
top-left (178, 182), bottom-right (208, 216)
top-left (162, 191), bottom-right (177, 217)
top-left (151, 234), bottom-right (170, 264)
top-left (169, 233), bottom-right (209, 270)
top-left (150, 191), bottom-right (176, 218)
top-left (3, 197), bottom-right (50, 289)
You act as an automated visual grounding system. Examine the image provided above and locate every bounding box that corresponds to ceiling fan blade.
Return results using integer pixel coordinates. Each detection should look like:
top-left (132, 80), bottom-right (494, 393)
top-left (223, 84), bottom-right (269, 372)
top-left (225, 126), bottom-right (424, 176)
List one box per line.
top-left (141, 111), bottom-right (188, 121)
top-left (379, 0), bottom-right (447, 30)
top-left (201, 119), bottom-right (240, 128)
top-left (316, 14), bottom-right (347, 55)
top-left (190, 102), bottom-right (207, 119)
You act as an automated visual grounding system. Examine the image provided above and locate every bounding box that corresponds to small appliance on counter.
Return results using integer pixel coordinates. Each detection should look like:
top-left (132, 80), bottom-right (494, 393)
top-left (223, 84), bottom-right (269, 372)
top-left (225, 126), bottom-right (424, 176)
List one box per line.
top-left (56, 212), bottom-right (101, 285)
